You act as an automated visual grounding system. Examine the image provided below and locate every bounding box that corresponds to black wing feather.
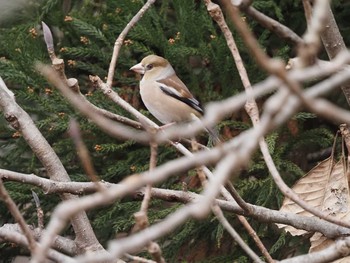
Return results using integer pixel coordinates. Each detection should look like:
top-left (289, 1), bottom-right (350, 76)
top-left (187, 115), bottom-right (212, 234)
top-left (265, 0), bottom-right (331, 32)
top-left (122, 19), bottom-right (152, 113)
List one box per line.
top-left (159, 85), bottom-right (204, 115)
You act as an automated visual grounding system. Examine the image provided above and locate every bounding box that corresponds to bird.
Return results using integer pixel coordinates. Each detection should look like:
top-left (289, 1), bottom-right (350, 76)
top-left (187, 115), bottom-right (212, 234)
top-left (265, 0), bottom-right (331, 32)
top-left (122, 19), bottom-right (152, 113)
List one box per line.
top-left (130, 54), bottom-right (204, 125)
top-left (130, 54), bottom-right (220, 144)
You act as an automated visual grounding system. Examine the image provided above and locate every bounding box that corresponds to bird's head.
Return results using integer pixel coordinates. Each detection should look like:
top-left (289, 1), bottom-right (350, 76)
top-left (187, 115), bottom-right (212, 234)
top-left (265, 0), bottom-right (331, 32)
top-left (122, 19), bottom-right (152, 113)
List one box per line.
top-left (130, 55), bottom-right (175, 79)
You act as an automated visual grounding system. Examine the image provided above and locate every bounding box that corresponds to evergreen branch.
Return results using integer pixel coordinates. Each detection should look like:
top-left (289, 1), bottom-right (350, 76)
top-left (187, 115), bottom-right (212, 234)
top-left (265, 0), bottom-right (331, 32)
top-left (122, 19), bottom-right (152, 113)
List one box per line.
top-left (69, 18), bottom-right (109, 45)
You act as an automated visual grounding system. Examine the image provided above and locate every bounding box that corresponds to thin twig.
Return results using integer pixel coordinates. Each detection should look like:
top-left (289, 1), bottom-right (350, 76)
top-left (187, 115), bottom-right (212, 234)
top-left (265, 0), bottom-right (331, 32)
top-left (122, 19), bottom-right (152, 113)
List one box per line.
top-left (0, 179), bottom-right (37, 253)
top-left (298, 0), bottom-right (328, 67)
top-left (244, 5), bottom-right (303, 46)
top-left (140, 141), bottom-right (158, 214)
top-left (106, 0), bottom-right (156, 88)
top-left (133, 139), bottom-right (165, 262)
top-left (68, 119), bottom-right (105, 192)
top-left (32, 191), bottom-right (44, 229)
top-left (212, 205), bottom-right (264, 263)
top-left (38, 65), bottom-right (150, 143)
top-left (91, 75), bottom-right (157, 129)
top-left (225, 182), bottom-right (252, 213)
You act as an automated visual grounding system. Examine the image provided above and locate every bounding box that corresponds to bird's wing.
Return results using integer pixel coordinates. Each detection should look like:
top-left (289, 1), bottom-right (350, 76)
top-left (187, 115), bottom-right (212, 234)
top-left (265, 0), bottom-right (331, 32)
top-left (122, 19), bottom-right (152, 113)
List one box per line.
top-left (157, 75), bottom-right (203, 115)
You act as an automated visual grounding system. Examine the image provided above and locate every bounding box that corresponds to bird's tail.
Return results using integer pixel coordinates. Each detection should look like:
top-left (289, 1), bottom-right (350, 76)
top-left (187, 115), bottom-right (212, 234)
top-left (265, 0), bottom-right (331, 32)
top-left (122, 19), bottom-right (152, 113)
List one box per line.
top-left (206, 126), bottom-right (221, 146)
top-left (191, 114), bottom-right (221, 146)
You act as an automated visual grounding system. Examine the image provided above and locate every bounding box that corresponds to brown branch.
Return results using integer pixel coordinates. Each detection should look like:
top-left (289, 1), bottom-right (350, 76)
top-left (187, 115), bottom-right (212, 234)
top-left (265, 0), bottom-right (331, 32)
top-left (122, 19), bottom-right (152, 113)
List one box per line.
top-left (223, 0), bottom-right (317, 112)
top-left (301, 1), bottom-right (350, 107)
top-left (317, 2), bottom-right (350, 107)
top-left (140, 142), bottom-right (158, 214)
top-left (68, 119), bottom-right (105, 192)
top-left (0, 179), bottom-right (37, 253)
top-left (38, 65), bottom-right (150, 143)
top-left (279, 236), bottom-right (350, 263)
top-left (302, 0), bottom-right (312, 27)
top-left (31, 191), bottom-right (44, 229)
top-left (211, 205), bottom-right (264, 263)
top-left (68, 76), bottom-right (142, 129)
top-left (213, 0), bottom-right (350, 231)
top-left (2, 169), bottom-right (349, 239)
top-left (0, 168), bottom-right (104, 194)
top-left (0, 223), bottom-right (77, 256)
top-left (106, 0), bottom-right (156, 88)
top-left (192, 135), bottom-right (264, 262)
top-left (125, 254), bottom-right (157, 263)
top-left (204, 2), bottom-right (274, 262)
top-left (144, 188), bottom-right (350, 238)
top-left (0, 77), bottom-right (103, 258)
top-left (96, 106), bottom-right (142, 129)
top-left (135, 140), bottom-right (165, 263)
top-left (297, 0), bottom-right (328, 67)
top-left (91, 75), bottom-right (157, 129)
top-left (231, 1), bottom-right (303, 46)
top-left (0, 227), bottom-right (75, 263)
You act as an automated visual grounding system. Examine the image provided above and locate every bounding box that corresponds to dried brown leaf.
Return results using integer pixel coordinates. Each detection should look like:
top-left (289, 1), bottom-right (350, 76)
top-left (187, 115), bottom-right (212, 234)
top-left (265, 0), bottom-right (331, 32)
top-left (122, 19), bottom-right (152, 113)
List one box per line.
top-left (278, 152), bottom-right (350, 262)
top-left (309, 158), bottom-right (350, 254)
top-left (322, 158), bottom-right (350, 217)
top-left (277, 157), bottom-right (334, 236)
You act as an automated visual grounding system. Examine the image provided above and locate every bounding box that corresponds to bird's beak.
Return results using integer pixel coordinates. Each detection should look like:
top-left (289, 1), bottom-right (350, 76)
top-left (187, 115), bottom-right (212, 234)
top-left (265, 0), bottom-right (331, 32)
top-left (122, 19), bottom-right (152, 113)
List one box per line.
top-left (130, 62), bottom-right (145, 74)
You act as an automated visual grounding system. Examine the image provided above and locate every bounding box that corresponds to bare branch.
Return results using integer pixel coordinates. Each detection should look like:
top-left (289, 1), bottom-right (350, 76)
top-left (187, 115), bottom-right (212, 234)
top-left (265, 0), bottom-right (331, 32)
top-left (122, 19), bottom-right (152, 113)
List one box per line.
top-left (279, 237), bottom-right (350, 263)
top-left (38, 65), bottom-right (151, 143)
top-left (0, 179), bottom-right (37, 253)
top-left (68, 119), bottom-right (105, 192)
top-left (0, 77), bottom-right (103, 258)
top-left (0, 224), bottom-right (76, 262)
top-left (31, 191), bottom-right (44, 229)
top-left (106, 0), bottom-right (156, 88)
top-left (91, 75), bottom-right (158, 130)
top-left (2, 169), bottom-right (350, 238)
top-left (212, 205), bottom-right (265, 263)
top-left (244, 5), bottom-right (303, 46)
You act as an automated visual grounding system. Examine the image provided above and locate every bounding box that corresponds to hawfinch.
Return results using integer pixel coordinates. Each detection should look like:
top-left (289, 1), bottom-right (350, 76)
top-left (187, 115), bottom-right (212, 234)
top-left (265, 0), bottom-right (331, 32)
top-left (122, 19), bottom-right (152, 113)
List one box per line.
top-left (130, 55), bottom-right (203, 124)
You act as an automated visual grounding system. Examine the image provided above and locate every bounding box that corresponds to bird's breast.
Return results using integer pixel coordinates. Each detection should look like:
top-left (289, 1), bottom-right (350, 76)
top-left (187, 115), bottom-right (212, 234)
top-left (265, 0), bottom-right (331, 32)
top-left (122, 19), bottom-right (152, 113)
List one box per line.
top-left (139, 79), bottom-right (200, 124)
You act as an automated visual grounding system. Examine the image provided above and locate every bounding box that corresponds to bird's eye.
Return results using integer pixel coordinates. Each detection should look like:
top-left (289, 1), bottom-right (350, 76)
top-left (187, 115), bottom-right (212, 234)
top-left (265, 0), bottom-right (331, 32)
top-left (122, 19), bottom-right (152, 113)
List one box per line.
top-left (146, 64), bottom-right (153, 70)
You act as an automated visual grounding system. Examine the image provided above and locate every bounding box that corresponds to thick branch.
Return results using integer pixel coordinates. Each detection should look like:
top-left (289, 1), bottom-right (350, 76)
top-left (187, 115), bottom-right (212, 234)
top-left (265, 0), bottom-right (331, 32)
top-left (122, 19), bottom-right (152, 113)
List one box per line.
top-left (2, 169), bottom-right (349, 238)
top-left (0, 224), bottom-right (75, 263)
top-left (0, 77), bottom-right (103, 256)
